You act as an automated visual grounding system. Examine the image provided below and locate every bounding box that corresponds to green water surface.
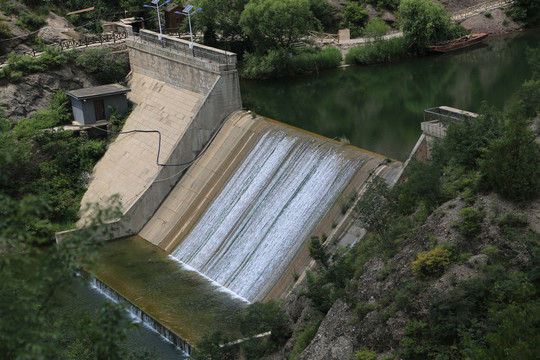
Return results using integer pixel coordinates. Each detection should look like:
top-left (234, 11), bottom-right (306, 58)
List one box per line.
top-left (96, 236), bottom-right (246, 345)
top-left (241, 30), bottom-right (540, 161)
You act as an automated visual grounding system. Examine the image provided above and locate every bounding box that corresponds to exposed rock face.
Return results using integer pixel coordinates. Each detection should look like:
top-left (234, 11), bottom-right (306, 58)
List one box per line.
top-left (0, 65), bottom-right (99, 120)
top-left (0, 9), bottom-right (29, 59)
top-left (38, 12), bottom-right (74, 44)
top-left (279, 192), bottom-right (540, 359)
top-left (365, 4), bottom-right (378, 20)
top-left (381, 11), bottom-right (397, 23)
top-left (460, 9), bottom-right (520, 34)
top-left (297, 300), bottom-right (356, 360)
top-left (437, 0), bottom-right (482, 13)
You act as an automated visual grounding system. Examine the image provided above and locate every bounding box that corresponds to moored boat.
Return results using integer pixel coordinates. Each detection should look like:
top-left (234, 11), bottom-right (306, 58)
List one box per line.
top-left (428, 33), bottom-right (488, 53)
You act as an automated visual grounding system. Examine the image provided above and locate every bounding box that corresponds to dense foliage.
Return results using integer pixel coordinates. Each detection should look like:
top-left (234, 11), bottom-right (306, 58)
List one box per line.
top-left (76, 48), bottom-right (129, 84)
top-left (0, 65), bottom-right (142, 358)
top-left (398, 0), bottom-right (454, 52)
top-left (192, 301), bottom-right (290, 360)
top-left (509, 0), bottom-right (540, 26)
top-left (345, 36), bottom-right (408, 64)
top-left (0, 46), bottom-right (77, 81)
top-left (0, 91), bottom-right (107, 225)
top-left (0, 45), bottom-right (128, 85)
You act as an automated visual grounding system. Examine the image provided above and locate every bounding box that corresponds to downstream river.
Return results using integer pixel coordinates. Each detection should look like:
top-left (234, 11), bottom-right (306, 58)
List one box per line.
top-left (241, 29), bottom-right (540, 161)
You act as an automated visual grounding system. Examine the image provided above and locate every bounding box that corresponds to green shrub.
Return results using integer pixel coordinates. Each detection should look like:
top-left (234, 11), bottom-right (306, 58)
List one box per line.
top-left (479, 118), bottom-right (540, 202)
top-left (76, 48), bottom-right (129, 84)
top-left (396, 160), bottom-right (442, 215)
top-left (288, 322), bottom-right (320, 360)
top-left (412, 245), bottom-right (452, 276)
top-left (498, 213), bottom-right (528, 228)
top-left (450, 24), bottom-right (468, 39)
top-left (288, 46), bottom-right (342, 74)
top-left (345, 36), bottom-right (408, 65)
top-left (354, 347), bottom-right (377, 360)
top-left (438, 105), bottom-right (504, 170)
top-left (241, 49), bottom-right (287, 79)
top-left (0, 22), bottom-right (10, 39)
top-left (0, 47), bottom-right (76, 81)
top-left (400, 321), bottom-right (431, 358)
top-left (363, 17), bottom-right (387, 39)
top-left (509, 0), bottom-right (540, 25)
top-left (481, 245), bottom-right (501, 263)
top-left (343, 2), bottom-right (368, 37)
top-left (458, 207), bottom-right (484, 238)
top-left (16, 10), bottom-right (46, 31)
top-left (484, 11), bottom-right (492, 17)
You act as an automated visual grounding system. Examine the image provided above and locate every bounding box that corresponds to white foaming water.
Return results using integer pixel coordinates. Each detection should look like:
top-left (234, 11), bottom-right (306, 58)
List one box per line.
top-left (167, 255), bottom-right (250, 303)
top-left (171, 131), bottom-right (365, 301)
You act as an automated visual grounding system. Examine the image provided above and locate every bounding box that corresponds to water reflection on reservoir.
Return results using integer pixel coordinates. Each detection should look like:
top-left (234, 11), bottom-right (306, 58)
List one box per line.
top-left (241, 30), bottom-right (540, 160)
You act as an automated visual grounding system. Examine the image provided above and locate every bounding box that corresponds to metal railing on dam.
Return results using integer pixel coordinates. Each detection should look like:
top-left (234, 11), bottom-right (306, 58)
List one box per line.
top-left (126, 29), bottom-right (237, 73)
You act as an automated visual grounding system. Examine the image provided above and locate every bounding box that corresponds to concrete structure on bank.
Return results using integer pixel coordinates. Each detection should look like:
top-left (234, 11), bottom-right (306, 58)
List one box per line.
top-left (67, 84), bottom-right (130, 125)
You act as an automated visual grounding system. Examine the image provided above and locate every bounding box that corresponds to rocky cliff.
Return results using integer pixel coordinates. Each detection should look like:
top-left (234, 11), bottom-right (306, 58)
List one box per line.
top-left (0, 64), bottom-right (99, 120)
top-left (275, 191), bottom-right (540, 360)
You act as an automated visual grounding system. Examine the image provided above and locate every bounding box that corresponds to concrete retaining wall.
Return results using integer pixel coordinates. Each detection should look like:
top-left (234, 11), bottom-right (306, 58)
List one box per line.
top-left (58, 28), bottom-right (241, 242)
top-left (118, 31), bottom-right (241, 236)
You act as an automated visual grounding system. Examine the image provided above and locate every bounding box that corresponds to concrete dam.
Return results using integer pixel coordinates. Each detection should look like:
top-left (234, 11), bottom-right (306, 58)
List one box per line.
top-left (69, 28), bottom-right (404, 349)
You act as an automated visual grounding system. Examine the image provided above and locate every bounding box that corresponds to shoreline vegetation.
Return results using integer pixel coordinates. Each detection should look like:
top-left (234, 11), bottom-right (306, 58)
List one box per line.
top-left (0, 0), bottom-right (538, 80)
top-left (233, 0), bottom-right (539, 79)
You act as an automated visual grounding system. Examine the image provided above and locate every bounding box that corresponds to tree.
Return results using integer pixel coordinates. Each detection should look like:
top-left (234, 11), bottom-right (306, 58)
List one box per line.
top-left (309, 235), bottom-right (330, 269)
top-left (0, 88), bottom-right (134, 359)
top-left (0, 193), bottom-right (124, 359)
top-left (363, 17), bottom-right (388, 39)
top-left (509, 0), bottom-right (540, 25)
top-left (479, 118), bottom-right (540, 202)
top-left (76, 48), bottom-right (129, 84)
top-left (441, 105), bottom-right (505, 170)
top-left (398, 0), bottom-right (453, 52)
top-left (193, 0), bottom-right (249, 46)
top-left (354, 176), bottom-right (395, 245)
top-left (310, 0), bottom-right (340, 33)
top-left (238, 301), bottom-right (290, 347)
top-left (239, 0), bottom-right (315, 52)
top-left (343, 2), bottom-right (369, 38)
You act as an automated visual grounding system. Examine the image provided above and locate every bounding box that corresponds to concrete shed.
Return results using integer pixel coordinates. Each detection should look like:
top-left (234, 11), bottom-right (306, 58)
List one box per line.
top-left (67, 84), bottom-right (131, 125)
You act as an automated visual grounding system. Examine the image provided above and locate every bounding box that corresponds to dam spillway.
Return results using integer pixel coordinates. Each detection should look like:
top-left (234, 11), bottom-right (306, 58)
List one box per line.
top-left (61, 27), bottom-right (404, 349)
top-left (140, 111), bottom-right (403, 302)
top-left (170, 128), bottom-right (367, 301)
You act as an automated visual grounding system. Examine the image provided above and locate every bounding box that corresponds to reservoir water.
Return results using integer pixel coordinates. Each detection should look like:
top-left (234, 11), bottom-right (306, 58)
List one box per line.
top-left (241, 29), bottom-right (540, 161)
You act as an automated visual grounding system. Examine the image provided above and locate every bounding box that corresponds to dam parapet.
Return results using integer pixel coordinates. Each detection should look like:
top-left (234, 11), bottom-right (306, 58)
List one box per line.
top-left (126, 29), bottom-right (237, 77)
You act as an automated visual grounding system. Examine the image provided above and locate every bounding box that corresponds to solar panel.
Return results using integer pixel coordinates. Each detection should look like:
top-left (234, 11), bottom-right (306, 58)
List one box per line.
top-left (183, 5), bottom-right (193, 13)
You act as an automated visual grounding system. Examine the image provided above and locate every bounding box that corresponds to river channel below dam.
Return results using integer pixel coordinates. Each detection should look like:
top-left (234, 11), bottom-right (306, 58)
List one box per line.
top-left (70, 29), bottom-right (539, 358)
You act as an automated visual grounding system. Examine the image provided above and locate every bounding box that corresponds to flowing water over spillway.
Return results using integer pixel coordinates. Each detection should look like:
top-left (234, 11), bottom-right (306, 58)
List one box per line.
top-left (171, 129), bottom-right (369, 302)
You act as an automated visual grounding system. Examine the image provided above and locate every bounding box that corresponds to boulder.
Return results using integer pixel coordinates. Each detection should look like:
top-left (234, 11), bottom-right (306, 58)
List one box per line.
top-left (38, 12), bottom-right (74, 44)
